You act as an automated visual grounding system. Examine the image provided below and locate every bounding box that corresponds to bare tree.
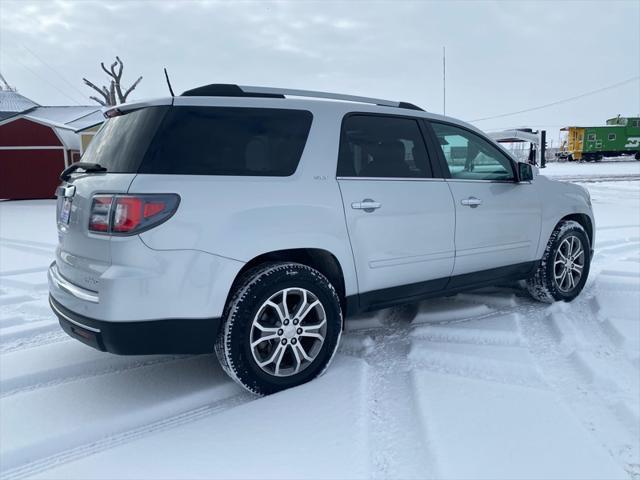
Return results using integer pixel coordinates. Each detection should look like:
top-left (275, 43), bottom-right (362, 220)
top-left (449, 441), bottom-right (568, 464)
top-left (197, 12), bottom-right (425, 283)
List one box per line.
top-left (83, 57), bottom-right (142, 106)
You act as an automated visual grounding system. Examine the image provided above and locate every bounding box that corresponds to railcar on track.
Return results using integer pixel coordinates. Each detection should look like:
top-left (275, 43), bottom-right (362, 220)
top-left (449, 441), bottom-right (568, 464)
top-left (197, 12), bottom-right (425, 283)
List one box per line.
top-left (558, 116), bottom-right (640, 162)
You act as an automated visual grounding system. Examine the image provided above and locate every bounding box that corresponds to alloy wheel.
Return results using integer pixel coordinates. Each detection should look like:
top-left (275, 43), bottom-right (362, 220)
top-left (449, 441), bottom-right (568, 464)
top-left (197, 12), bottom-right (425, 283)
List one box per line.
top-left (250, 288), bottom-right (327, 377)
top-left (553, 235), bottom-right (585, 293)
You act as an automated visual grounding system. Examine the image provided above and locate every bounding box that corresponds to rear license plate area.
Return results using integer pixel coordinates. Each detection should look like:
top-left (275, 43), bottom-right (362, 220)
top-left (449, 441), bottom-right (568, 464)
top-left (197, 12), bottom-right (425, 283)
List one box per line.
top-left (60, 198), bottom-right (72, 224)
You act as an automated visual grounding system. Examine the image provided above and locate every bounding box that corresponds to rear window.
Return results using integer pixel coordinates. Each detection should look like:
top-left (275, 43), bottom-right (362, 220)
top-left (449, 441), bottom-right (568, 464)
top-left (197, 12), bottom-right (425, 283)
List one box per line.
top-left (82, 106), bottom-right (313, 176)
top-left (81, 106), bottom-right (168, 173)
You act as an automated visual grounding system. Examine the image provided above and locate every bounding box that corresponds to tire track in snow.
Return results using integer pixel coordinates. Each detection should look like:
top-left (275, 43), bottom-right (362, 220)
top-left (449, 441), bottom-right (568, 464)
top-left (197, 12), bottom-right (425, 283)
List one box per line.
top-left (0, 329), bottom-right (68, 354)
top-left (407, 295), bottom-right (546, 388)
top-left (0, 237), bottom-right (57, 249)
top-left (0, 293), bottom-right (62, 350)
top-left (0, 319), bottom-right (59, 340)
top-left (597, 236), bottom-right (640, 249)
top-left (0, 277), bottom-right (49, 291)
top-left (356, 299), bottom-right (526, 479)
top-left (0, 294), bottom-right (34, 307)
top-left (597, 241), bottom-right (640, 256)
top-left (0, 266), bottom-right (49, 277)
top-left (0, 280), bottom-right (62, 353)
top-left (0, 354), bottom-right (187, 399)
top-left (1, 353), bottom-right (250, 478)
top-left (424, 287), bottom-right (638, 446)
top-left (408, 339), bottom-right (545, 388)
top-left (0, 316), bottom-right (31, 329)
top-left (0, 243), bottom-right (54, 257)
top-left (598, 225), bottom-right (640, 232)
top-left (2, 393), bottom-right (252, 480)
top-left (517, 297), bottom-right (640, 477)
top-left (342, 305), bottom-right (439, 479)
top-left (363, 323), bottom-right (439, 480)
top-left (414, 285), bottom-right (638, 477)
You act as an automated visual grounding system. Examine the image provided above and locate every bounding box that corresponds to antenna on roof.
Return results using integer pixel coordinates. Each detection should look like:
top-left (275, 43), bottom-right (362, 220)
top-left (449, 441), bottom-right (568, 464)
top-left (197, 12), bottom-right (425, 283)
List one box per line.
top-left (163, 68), bottom-right (175, 97)
top-left (0, 71), bottom-right (16, 92)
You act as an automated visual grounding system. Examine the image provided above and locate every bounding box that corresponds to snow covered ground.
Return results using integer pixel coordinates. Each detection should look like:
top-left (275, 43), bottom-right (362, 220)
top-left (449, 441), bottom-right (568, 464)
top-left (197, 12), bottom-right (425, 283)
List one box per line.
top-left (1, 161), bottom-right (639, 480)
top-left (542, 158), bottom-right (640, 183)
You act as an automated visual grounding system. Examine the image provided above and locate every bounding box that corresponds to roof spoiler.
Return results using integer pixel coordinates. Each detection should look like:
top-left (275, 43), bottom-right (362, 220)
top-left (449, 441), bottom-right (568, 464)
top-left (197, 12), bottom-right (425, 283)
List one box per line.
top-left (102, 97), bottom-right (173, 118)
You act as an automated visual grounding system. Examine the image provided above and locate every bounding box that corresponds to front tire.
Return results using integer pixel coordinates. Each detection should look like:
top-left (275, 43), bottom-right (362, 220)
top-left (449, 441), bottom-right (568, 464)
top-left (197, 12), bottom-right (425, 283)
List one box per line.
top-left (215, 263), bottom-right (343, 395)
top-left (527, 220), bottom-right (591, 303)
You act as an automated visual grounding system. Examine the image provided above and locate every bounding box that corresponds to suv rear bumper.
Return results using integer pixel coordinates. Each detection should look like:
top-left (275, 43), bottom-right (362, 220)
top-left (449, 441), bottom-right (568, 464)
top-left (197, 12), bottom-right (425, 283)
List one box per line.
top-left (49, 295), bottom-right (220, 355)
top-left (50, 235), bottom-right (245, 322)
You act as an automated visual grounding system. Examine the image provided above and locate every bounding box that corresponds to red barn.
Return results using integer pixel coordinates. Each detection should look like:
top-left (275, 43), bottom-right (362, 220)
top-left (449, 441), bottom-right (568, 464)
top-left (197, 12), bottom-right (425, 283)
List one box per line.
top-left (0, 90), bottom-right (102, 200)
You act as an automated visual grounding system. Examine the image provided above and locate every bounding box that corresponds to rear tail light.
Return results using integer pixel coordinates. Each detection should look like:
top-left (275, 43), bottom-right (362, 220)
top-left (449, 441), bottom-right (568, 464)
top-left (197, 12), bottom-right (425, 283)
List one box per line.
top-left (88, 194), bottom-right (180, 235)
top-left (89, 196), bottom-right (112, 232)
top-left (113, 197), bottom-right (143, 233)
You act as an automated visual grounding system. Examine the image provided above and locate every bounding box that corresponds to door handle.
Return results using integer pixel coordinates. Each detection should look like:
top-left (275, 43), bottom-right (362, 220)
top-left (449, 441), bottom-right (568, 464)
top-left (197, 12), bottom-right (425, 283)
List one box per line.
top-left (351, 199), bottom-right (382, 212)
top-left (461, 197), bottom-right (482, 208)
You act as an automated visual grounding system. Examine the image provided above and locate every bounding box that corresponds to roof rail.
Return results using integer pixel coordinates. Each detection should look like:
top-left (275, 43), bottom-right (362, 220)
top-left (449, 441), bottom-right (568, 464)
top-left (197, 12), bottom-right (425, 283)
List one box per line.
top-left (180, 84), bottom-right (424, 111)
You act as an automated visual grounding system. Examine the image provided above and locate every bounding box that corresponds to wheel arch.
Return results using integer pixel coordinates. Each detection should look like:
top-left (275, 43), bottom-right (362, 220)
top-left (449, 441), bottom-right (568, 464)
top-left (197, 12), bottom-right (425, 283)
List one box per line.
top-left (559, 213), bottom-right (593, 248)
top-left (226, 248), bottom-right (349, 315)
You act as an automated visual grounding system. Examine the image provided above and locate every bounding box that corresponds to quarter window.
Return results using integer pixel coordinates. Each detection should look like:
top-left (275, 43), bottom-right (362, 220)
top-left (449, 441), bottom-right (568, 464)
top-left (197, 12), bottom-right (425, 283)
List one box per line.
top-left (140, 107), bottom-right (312, 176)
top-left (337, 115), bottom-right (431, 178)
top-left (431, 122), bottom-right (515, 181)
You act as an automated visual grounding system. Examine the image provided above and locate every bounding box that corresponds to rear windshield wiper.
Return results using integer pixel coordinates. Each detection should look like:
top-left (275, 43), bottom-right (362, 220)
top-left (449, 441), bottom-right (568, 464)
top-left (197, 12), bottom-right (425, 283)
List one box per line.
top-left (60, 162), bottom-right (107, 181)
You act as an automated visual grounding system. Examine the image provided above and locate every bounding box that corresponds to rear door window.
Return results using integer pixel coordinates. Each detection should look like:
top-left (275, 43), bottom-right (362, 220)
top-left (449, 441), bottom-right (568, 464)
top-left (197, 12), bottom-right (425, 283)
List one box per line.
top-left (337, 115), bottom-right (432, 178)
top-left (140, 107), bottom-right (312, 176)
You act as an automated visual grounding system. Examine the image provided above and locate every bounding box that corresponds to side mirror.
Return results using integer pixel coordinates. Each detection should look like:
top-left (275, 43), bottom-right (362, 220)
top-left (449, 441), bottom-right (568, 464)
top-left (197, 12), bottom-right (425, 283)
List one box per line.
top-left (517, 162), bottom-right (534, 182)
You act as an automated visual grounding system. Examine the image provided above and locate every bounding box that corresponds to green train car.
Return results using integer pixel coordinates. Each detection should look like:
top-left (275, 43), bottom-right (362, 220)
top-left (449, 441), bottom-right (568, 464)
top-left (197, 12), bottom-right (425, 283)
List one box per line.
top-left (558, 116), bottom-right (640, 161)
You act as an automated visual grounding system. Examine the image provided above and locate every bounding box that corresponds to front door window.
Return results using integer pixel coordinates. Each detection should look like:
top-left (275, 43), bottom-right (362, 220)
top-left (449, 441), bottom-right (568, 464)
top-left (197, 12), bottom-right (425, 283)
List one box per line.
top-left (431, 123), bottom-right (515, 181)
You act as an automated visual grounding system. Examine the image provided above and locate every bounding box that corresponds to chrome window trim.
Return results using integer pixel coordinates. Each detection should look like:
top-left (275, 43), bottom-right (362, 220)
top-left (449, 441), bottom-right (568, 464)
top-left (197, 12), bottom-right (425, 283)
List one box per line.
top-left (336, 176), bottom-right (445, 182)
top-left (444, 178), bottom-right (518, 184)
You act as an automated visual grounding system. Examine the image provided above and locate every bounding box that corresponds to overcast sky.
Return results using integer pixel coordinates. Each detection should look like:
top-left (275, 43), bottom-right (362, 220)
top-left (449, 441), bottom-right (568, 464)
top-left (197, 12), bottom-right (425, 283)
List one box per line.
top-left (1, 0), bottom-right (638, 143)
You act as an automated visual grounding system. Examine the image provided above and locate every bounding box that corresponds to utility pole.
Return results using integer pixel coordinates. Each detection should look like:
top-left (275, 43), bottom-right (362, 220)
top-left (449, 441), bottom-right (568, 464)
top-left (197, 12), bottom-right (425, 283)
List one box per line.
top-left (442, 46), bottom-right (446, 116)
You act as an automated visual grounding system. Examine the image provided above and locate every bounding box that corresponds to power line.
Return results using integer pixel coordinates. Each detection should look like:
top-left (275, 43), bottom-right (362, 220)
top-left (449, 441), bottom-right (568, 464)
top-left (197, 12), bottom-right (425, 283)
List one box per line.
top-left (471, 76), bottom-right (640, 122)
top-left (1, 50), bottom-right (83, 105)
top-left (17, 42), bottom-right (88, 102)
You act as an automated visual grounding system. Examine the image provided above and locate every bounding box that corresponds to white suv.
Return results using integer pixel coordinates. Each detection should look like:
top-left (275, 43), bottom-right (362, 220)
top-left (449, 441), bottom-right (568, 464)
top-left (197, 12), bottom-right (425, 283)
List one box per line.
top-left (48, 84), bottom-right (594, 395)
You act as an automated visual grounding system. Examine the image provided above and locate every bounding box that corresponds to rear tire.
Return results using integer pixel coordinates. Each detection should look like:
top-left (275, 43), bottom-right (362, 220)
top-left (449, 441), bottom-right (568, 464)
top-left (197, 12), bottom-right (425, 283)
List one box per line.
top-left (215, 263), bottom-right (343, 395)
top-left (527, 220), bottom-right (591, 303)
